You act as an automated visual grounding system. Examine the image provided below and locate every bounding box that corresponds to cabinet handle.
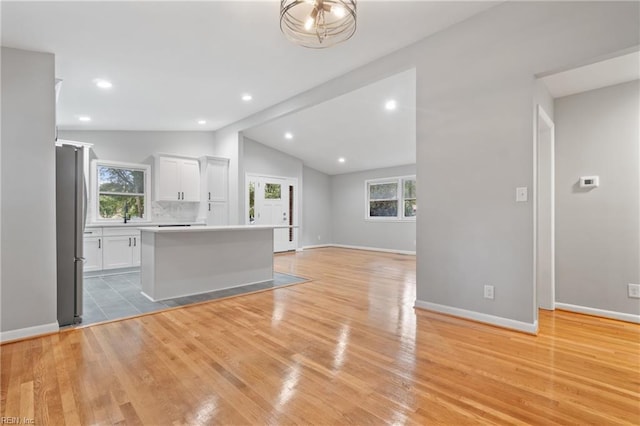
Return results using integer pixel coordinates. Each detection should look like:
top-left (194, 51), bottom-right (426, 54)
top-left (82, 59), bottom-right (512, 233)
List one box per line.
top-left (208, 203), bottom-right (211, 211)
top-left (208, 192), bottom-right (211, 201)
top-left (98, 238), bottom-right (101, 249)
top-left (134, 237), bottom-right (137, 247)
top-left (129, 237), bottom-right (132, 247)
top-left (178, 191), bottom-right (180, 200)
top-left (182, 191), bottom-right (185, 200)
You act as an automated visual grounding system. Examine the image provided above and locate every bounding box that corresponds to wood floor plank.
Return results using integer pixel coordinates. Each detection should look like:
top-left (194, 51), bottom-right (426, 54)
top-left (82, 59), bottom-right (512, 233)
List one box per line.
top-left (1, 247), bottom-right (639, 425)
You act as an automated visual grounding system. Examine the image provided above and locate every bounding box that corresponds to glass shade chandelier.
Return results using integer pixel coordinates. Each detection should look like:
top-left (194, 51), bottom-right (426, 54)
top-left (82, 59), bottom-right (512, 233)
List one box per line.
top-left (280, 0), bottom-right (357, 49)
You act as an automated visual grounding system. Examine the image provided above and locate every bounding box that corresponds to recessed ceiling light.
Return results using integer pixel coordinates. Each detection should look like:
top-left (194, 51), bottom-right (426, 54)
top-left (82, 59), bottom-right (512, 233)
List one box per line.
top-left (338, 157), bottom-right (346, 163)
top-left (385, 100), bottom-right (397, 111)
top-left (94, 79), bottom-right (112, 89)
top-left (197, 120), bottom-right (207, 125)
top-left (284, 132), bottom-right (293, 140)
top-left (242, 94), bottom-right (253, 101)
top-left (78, 116), bottom-right (91, 122)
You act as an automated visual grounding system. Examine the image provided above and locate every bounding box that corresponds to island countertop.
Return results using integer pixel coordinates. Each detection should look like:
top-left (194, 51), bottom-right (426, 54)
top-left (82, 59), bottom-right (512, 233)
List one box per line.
top-left (140, 225), bottom-right (296, 233)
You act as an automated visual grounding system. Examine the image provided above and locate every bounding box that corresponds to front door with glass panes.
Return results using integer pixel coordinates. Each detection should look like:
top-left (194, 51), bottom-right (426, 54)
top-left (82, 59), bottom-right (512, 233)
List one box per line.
top-left (247, 175), bottom-right (297, 252)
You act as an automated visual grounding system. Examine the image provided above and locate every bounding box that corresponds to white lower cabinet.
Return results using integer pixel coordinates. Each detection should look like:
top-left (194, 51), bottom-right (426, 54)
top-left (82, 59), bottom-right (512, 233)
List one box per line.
top-left (103, 236), bottom-right (135, 269)
top-left (206, 201), bottom-right (228, 226)
top-left (83, 237), bottom-right (103, 272)
top-left (86, 227), bottom-right (141, 271)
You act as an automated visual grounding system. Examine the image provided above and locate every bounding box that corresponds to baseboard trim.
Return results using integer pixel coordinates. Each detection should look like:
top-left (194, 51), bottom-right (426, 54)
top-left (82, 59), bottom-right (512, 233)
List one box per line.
top-left (300, 244), bottom-right (416, 255)
top-left (555, 302), bottom-right (640, 324)
top-left (414, 300), bottom-right (538, 334)
top-left (332, 244), bottom-right (416, 256)
top-left (301, 244), bottom-right (333, 250)
top-left (0, 321), bottom-right (59, 344)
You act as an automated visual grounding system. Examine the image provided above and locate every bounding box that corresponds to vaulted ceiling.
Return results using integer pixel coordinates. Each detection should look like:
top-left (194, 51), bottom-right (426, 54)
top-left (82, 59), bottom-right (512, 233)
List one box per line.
top-left (2, 1), bottom-right (497, 131)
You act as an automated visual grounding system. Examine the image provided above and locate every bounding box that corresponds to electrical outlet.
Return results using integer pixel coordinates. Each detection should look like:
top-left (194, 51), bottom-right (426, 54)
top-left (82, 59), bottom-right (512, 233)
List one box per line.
top-left (484, 285), bottom-right (494, 300)
top-left (516, 187), bottom-right (528, 202)
top-left (628, 283), bottom-right (640, 299)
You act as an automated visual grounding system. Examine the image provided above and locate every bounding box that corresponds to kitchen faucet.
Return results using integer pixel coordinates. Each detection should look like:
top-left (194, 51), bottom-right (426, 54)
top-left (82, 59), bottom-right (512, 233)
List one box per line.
top-left (124, 202), bottom-right (129, 224)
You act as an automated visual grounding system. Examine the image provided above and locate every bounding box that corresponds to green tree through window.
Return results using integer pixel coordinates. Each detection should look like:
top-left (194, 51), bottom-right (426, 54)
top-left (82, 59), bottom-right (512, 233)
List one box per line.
top-left (97, 165), bottom-right (147, 220)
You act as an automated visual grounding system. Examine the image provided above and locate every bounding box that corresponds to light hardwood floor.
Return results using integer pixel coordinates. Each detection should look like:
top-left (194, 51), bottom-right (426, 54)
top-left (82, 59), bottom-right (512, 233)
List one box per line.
top-left (1, 247), bottom-right (639, 425)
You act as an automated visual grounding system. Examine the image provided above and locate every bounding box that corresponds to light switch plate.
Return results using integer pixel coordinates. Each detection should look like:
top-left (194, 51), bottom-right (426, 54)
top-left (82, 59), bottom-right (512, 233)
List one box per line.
top-left (628, 283), bottom-right (640, 299)
top-left (516, 187), bottom-right (528, 202)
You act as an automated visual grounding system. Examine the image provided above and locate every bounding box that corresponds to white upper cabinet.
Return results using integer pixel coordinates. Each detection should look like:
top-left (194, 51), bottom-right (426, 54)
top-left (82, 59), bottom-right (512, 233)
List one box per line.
top-left (154, 154), bottom-right (201, 202)
top-left (205, 157), bottom-right (229, 202)
top-left (180, 159), bottom-right (201, 202)
top-left (200, 156), bottom-right (229, 225)
top-left (157, 156), bottom-right (181, 201)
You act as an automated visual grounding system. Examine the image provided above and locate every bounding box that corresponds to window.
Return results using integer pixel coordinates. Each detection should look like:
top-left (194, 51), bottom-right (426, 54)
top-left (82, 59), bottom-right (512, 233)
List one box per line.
top-left (366, 176), bottom-right (416, 220)
top-left (94, 161), bottom-right (150, 221)
top-left (264, 183), bottom-right (281, 199)
top-left (403, 178), bottom-right (417, 218)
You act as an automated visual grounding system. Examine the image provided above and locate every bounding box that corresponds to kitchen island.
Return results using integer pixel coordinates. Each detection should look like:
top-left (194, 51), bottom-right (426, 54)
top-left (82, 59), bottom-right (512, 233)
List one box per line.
top-left (139, 225), bottom-right (275, 301)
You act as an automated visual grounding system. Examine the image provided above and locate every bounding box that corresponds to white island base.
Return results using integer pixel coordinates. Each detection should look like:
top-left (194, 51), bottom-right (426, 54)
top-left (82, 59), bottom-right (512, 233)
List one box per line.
top-left (140, 226), bottom-right (274, 301)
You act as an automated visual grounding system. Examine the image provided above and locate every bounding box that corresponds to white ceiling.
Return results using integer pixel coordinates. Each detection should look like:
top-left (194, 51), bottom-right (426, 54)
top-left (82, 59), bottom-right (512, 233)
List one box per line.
top-left (244, 68), bottom-right (416, 175)
top-left (1, 1), bottom-right (497, 131)
top-left (541, 51), bottom-right (640, 98)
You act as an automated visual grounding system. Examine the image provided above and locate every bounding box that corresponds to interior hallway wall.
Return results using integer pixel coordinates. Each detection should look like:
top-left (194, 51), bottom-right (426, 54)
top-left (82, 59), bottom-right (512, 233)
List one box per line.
top-left (1, 47), bottom-right (58, 339)
top-left (302, 166), bottom-right (333, 248)
top-left (555, 80), bottom-right (640, 317)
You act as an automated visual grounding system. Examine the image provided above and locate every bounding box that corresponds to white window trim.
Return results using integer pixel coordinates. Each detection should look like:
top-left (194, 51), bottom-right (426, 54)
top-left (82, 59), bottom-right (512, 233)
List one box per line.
top-left (364, 175), bottom-right (416, 222)
top-left (91, 159), bottom-right (152, 223)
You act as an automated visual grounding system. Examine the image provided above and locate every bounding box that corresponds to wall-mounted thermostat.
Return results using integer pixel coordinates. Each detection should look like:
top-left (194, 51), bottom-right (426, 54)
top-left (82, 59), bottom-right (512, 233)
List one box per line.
top-left (580, 176), bottom-right (600, 188)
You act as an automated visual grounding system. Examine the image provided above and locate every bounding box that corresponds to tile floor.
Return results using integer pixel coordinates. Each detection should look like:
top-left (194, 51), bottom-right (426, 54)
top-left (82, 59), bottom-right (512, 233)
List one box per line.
top-left (82, 270), bottom-right (308, 326)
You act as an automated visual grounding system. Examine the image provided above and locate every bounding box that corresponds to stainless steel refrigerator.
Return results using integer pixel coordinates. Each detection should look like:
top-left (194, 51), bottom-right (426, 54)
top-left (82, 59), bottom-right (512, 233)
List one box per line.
top-left (56, 144), bottom-right (86, 326)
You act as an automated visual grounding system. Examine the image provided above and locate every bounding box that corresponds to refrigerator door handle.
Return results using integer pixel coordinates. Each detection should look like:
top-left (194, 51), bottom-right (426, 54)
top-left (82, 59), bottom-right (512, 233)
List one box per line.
top-left (83, 179), bottom-right (88, 232)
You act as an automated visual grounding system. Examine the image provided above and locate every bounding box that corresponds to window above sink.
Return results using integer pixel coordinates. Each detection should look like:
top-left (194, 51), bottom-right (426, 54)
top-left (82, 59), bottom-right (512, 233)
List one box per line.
top-left (91, 159), bottom-right (151, 223)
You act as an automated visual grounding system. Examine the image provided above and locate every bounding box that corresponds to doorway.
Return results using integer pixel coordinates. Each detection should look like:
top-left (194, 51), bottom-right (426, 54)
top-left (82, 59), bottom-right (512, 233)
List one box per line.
top-left (536, 105), bottom-right (555, 310)
top-left (247, 174), bottom-right (298, 252)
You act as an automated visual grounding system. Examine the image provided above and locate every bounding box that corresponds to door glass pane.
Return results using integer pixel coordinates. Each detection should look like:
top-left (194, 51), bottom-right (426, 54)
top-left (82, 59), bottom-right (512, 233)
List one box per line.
top-left (369, 183), bottom-right (397, 200)
top-left (98, 166), bottom-right (145, 194)
top-left (249, 182), bottom-right (255, 223)
top-left (265, 183), bottom-right (281, 199)
top-left (99, 195), bottom-right (145, 219)
top-left (369, 200), bottom-right (398, 217)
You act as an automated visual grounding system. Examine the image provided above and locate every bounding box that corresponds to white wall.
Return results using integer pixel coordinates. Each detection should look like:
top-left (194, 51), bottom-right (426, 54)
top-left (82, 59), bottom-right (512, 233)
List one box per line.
top-left (58, 130), bottom-right (218, 163)
top-left (331, 165), bottom-right (416, 253)
top-left (534, 80), bottom-right (555, 311)
top-left (413, 1), bottom-right (638, 330)
top-left (1, 47), bottom-right (58, 339)
top-left (302, 166), bottom-right (332, 247)
top-left (555, 80), bottom-right (639, 317)
top-left (214, 1), bottom-right (639, 331)
top-left (242, 136), bottom-right (303, 181)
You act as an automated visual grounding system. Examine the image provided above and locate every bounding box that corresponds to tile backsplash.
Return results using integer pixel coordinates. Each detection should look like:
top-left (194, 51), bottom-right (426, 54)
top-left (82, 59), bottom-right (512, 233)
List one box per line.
top-left (150, 202), bottom-right (200, 223)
